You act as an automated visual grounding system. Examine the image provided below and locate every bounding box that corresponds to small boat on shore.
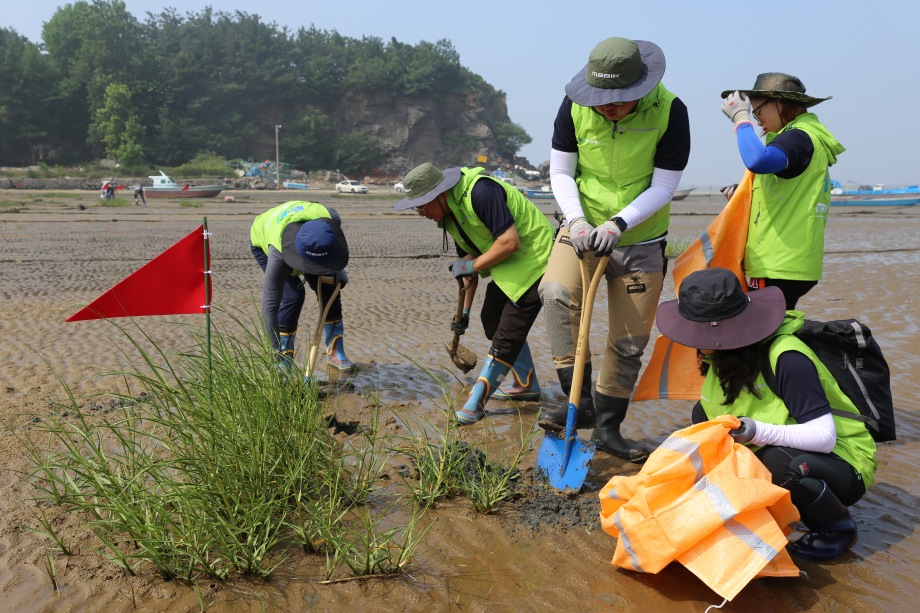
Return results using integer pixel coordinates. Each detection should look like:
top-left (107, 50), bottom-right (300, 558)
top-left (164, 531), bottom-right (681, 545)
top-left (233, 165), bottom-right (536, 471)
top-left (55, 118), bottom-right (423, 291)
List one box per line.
top-left (830, 182), bottom-right (920, 206)
top-left (144, 171), bottom-right (228, 199)
top-left (525, 186), bottom-right (555, 199)
top-left (672, 187), bottom-right (696, 201)
top-left (282, 181), bottom-right (310, 190)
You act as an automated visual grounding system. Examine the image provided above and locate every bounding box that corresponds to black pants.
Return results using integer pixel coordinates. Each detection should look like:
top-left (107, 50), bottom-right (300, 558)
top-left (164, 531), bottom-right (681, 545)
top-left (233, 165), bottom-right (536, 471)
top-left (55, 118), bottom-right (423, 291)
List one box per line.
top-left (251, 245), bottom-right (342, 328)
top-left (479, 278), bottom-right (543, 365)
top-left (756, 445), bottom-right (867, 509)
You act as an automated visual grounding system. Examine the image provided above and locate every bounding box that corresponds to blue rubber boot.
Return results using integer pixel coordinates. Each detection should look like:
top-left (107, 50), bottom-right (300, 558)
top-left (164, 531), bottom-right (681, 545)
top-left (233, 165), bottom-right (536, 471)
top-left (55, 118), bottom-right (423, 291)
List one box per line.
top-left (277, 327), bottom-right (297, 377)
top-left (323, 320), bottom-right (355, 371)
top-left (455, 355), bottom-right (512, 425)
top-left (787, 481), bottom-right (858, 561)
top-left (492, 342), bottom-right (542, 401)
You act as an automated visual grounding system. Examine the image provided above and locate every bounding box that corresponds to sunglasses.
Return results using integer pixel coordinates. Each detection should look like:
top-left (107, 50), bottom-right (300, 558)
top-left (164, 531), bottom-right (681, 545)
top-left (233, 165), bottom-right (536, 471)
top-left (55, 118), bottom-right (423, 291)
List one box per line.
top-left (752, 99), bottom-right (773, 118)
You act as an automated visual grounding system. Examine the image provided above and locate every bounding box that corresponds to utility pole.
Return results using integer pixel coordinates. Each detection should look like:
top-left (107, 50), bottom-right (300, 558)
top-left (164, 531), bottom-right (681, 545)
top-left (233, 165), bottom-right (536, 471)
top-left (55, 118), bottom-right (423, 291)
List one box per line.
top-left (275, 124), bottom-right (282, 189)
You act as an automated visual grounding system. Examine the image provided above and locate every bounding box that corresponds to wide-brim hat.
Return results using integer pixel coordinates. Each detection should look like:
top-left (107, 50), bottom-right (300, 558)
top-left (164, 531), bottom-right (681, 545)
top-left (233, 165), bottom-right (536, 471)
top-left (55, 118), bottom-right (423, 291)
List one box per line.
top-left (720, 72), bottom-right (830, 108)
top-left (280, 217), bottom-right (349, 275)
top-left (565, 38), bottom-right (666, 106)
top-left (394, 164), bottom-right (462, 210)
top-left (656, 268), bottom-right (786, 350)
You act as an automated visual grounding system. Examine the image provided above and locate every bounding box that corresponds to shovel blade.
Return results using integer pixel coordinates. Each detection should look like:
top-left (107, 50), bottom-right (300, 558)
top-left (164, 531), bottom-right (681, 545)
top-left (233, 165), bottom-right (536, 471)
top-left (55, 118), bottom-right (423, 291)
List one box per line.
top-left (536, 402), bottom-right (596, 490)
top-left (444, 341), bottom-right (477, 373)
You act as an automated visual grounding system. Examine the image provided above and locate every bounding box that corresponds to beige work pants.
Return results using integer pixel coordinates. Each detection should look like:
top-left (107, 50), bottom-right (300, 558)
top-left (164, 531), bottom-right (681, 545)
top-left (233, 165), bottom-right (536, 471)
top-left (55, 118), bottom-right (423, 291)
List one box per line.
top-left (538, 226), bottom-right (665, 398)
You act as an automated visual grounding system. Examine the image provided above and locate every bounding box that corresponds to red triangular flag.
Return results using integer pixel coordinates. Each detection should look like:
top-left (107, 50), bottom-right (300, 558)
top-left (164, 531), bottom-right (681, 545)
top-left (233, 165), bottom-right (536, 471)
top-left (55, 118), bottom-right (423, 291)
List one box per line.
top-left (66, 225), bottom-right (211, 322)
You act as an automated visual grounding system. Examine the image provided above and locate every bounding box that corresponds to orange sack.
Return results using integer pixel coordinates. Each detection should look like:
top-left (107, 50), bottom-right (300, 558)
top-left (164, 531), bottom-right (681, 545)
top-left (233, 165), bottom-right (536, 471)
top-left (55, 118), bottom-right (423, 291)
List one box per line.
top-left (633, 172), bottom-right (753, 401)
top-left (599, 415), bottom-right (801, 602)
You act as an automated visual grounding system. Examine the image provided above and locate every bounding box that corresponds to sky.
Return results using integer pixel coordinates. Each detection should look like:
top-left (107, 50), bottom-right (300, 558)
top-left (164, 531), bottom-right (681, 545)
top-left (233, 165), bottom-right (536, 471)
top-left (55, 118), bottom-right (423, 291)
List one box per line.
top-left (6, 0), bottom-right (919, 189)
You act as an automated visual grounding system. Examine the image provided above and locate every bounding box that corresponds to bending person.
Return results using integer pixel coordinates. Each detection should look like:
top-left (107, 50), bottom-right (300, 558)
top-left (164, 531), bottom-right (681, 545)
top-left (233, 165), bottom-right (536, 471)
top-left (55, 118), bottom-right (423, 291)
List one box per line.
top-left (721, 73), bottom-right (845, 309)
top-left (250, 201), bottom-right (354, 376)
top-left (538, 37), bottom-right (691, 462)
top-left (656, 268), bottom-right (877, 561)
top-left (396, 163), bottom-right (553, 425)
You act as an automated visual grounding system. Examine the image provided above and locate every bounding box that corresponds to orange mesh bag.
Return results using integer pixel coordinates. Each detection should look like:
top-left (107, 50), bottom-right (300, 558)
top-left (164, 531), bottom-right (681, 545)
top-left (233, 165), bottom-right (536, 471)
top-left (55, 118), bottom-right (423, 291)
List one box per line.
top-left (633, 172), bottom-right (753, 401)
top-left (599, 414), bottom-right (800, 601)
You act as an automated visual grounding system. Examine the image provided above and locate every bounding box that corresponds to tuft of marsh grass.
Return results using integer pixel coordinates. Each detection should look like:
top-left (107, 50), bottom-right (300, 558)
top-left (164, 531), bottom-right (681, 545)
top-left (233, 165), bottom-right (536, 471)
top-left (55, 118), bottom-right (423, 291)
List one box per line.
top-left (20, 310), bottom-right (429, 582)
top-left (99, 197), bottom-right (131, 207)
top-left (665, 237), bottom-right (692, 259)
top-left (179, 199), bottom-right (204, 207)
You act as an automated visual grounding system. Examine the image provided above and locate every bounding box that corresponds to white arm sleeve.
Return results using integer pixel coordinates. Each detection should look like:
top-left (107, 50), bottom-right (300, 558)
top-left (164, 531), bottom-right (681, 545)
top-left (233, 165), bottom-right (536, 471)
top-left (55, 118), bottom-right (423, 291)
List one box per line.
top-left (549, 148), bottom-right (586, 224)
top-left (749, 413), bottom-right (837, 454)
top-left (615, 167), bottom-right (683, 229)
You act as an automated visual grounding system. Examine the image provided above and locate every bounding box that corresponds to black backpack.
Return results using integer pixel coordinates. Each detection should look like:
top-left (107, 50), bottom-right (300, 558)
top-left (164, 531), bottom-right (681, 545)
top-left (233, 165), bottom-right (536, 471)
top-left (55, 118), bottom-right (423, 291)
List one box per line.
top-left (761, 319), bottom-right (896, 442)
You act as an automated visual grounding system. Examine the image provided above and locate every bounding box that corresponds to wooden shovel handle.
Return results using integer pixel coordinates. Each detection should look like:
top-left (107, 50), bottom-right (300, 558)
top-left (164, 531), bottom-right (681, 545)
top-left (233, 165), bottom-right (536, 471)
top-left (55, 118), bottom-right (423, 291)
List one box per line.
top-left (448, 276), bottom-right (469, 353)
top-left (307, 276), bottom-right (342, 378)
top-left (568, 256), bottom-right (609, 407)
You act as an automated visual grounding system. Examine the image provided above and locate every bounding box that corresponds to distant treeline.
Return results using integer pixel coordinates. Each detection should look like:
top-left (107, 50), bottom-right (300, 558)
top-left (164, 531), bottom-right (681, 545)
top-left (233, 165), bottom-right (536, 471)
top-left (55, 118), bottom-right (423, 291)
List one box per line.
top-left (0, 0), bottom-right (523, 174)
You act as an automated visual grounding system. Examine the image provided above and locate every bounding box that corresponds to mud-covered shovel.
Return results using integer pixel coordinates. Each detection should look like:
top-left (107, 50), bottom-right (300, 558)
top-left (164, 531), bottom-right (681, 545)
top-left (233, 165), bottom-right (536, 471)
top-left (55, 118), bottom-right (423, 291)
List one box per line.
top-left (444, 277), bottom-right (477, 373)
top-left (536, 255), bottom-right (608, 490)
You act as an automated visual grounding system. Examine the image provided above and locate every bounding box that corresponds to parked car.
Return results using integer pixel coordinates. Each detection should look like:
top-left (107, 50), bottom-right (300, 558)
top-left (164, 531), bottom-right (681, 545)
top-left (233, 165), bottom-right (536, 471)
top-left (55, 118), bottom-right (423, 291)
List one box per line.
top-left (336, 180), bottom-right (368, 194)
top-left (393, 182), bottom-right (405, 193)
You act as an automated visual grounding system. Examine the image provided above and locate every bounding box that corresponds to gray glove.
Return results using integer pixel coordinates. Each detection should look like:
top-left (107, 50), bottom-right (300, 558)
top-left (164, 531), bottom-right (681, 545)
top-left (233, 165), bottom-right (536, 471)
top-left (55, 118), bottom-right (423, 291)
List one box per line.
top-left (589, 220), bottom-right (623, 256)
top-left (729, 416), bottom-right (757, 444)
top-left (333, 269), bottom-right (349, 288)
top-left (568, 217), bottom-right (593, 258)
top-left (721, 91), bottom-right (752, 126)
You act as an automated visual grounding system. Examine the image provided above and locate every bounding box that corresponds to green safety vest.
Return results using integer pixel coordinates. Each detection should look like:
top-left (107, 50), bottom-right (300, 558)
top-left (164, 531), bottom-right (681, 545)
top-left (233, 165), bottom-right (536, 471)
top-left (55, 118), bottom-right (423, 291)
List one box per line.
top-left (570, 82), bottom-right (676, 243)
top-left (441, 167), bottom-right (553, 302)
top-left (701, 313), bottom-right (877, 488)
top-left (746, 113), bottom-right (845, 280)
top-left (250, 201), bottom-right (333, 274)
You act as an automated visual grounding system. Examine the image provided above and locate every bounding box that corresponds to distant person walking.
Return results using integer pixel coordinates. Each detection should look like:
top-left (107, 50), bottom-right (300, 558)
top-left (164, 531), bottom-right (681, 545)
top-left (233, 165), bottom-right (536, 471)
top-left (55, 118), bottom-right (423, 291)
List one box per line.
top-left (720, 73), bottom-right (845, 309)
top-left (250, 201), bottom-right (354, 377)
top-left (395, 163), bottom-right (554, 425)
top-left (538, 37), bottom-right (691, 462)
top-left (134, 185), bottom-right (146, 206)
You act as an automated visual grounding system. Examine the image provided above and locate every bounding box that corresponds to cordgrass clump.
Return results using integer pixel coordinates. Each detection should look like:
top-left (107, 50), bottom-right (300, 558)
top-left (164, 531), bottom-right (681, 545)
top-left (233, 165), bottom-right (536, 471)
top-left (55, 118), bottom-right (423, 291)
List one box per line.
top-left (21, 314), bottom-right (427, 582)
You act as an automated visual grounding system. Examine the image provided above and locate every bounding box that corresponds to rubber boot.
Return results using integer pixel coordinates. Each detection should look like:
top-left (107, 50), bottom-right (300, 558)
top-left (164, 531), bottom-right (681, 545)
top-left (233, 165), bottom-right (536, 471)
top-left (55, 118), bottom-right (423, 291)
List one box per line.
top-left (538, 364), bottom-right (596, 433)
top-left (455, 355), bottom-right (511, 425)
top-left (277, 327), bottom-right (297, 377)
top-left (591, 393), bottom-right (648, 463)
top-left (323, 319), bottom-right (355, 371)
top-left (492, 342), bottom-right (542, 401)
top-left (787, 481), bottom-right (858, 561)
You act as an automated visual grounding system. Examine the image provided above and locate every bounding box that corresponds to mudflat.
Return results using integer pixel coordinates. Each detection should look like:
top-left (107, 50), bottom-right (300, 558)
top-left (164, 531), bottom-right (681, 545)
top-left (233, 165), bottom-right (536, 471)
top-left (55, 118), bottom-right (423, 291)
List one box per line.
top-left (1, 188), bottom-right (918, 612)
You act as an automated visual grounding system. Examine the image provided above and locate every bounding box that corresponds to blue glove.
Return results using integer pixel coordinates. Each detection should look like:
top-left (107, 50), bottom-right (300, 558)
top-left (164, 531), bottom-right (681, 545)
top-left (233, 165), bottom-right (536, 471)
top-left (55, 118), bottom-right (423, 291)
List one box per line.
top-left (589, 220), bottom-right (623, 256)
top-left (451, 307), bottom-right (470, 335)
top-left (449, 259), bottom-right (476, 278)
top-left (333, 269), bottom-right (349, 288)
top-left (568, 217), bottom-right (593, 258)
top-left (729, 416), bottom-right (757, 444)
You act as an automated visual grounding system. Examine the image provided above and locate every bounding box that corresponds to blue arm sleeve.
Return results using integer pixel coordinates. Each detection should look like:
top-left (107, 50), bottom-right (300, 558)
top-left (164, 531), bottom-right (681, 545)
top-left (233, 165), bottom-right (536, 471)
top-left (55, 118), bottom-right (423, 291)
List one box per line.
top-left (736, 123), bottom-right (788, 174)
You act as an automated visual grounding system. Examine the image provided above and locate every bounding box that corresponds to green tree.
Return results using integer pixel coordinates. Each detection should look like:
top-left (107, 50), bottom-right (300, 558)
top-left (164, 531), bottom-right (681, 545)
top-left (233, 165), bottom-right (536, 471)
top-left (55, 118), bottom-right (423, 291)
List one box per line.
top-left (334, 131), bottom-right (383, 176)
top-left (493, 121), bottom-right (532, 160)
top-left (89, 82), bottom-right (146, 164)
top-left (285, 109), bottom-right (335, 171)
top-left (0, 28), bottom-right (56, 164)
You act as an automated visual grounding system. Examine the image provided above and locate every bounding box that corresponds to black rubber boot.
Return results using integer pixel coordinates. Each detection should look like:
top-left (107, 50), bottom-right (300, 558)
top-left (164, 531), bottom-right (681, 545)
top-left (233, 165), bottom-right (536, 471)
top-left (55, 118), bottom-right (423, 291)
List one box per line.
top-left (538, 364), bottom-right (596, 433)
top-left (591, 393), bottom-right (648, 463)
top-left (787, 481), bottom-right (858, 561)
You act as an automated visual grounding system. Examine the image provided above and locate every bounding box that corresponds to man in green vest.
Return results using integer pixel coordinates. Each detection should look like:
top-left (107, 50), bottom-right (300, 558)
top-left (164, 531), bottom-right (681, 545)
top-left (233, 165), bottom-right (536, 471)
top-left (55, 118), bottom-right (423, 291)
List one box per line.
top-left (250, 201), bottom-right (354, 377)
top-left (538, 37), bottom-right (691, 462)
top-left (395, 163), bottom-right (553, 425)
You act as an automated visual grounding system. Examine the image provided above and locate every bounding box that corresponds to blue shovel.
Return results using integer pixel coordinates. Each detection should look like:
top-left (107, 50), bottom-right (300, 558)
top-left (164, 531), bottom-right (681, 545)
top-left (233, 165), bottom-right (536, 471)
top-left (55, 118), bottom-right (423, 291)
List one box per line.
top-left (536, 255), bottom-right (608, 490)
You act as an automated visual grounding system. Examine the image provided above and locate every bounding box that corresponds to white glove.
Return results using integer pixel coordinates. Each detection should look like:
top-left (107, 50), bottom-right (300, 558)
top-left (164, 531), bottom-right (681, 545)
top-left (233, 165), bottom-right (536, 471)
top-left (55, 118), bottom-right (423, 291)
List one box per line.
top-left (568, 217), bottom-right (593, 258)
top-left (721, 91), bottom-right (752, 126)
top-left (589, 220), bottom-right (623, 256)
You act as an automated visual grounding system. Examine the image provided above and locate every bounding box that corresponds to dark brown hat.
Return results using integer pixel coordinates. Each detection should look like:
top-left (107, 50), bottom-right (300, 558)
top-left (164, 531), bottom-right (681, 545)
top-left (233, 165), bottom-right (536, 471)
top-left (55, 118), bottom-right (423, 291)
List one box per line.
top-left (656, 268), bottom-right (786, 350)
top-left (720, 72), bottom-right (830, 108)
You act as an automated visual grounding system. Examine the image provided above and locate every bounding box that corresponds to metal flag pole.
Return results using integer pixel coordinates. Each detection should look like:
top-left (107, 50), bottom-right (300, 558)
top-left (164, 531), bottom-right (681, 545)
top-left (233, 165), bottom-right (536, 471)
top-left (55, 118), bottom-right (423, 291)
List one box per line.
top-left (202, 217), bottom-right (213, 401)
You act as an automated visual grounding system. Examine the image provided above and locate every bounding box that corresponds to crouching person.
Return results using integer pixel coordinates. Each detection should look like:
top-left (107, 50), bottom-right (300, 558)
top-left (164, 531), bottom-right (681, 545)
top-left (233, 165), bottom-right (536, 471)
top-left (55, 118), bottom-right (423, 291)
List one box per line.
top-left (395, 163), bottom-right (553, 424)
top-left (250, 201), bottom-right (354, 376)
top-left (656, 268), bottom-right (877, 561)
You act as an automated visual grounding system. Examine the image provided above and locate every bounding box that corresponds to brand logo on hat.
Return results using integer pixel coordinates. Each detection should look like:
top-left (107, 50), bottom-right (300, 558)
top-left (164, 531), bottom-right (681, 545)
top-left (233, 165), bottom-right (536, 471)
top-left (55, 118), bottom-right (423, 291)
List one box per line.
top-left (591, 71), bottom-right (621, 80)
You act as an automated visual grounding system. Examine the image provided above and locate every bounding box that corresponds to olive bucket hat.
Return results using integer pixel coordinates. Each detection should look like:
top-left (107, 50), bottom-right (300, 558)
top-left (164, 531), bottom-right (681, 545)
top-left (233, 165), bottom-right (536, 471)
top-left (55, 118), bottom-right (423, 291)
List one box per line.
top-left (394, 163), bottom-right (462, 211)
top-left (720, 72), bottom-right (831, 108)
top-left (656, 268), bottom-right (786, 351)
top-left (565, 37), bottom-right (666, 106)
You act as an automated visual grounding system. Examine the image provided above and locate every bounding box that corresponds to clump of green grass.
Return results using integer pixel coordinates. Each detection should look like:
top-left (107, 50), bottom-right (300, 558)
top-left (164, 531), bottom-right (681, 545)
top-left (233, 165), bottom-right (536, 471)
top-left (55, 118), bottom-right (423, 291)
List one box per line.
top-left (99, 197), bottom-right (131, 207)
top-left (665, 237), bottom-right (692, 259)
top-left (20, 311), bottom-right (428, 583)
top-left (178, 199), bottom-right (204, 207)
